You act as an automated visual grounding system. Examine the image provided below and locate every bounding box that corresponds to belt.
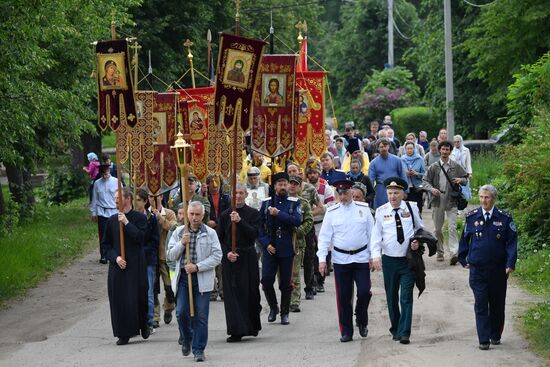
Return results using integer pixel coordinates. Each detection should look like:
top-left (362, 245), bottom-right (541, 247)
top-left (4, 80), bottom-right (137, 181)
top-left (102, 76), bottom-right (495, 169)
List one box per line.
top-left (333, 244), bottom-right (368, 255)
top-left (313, 220), bottom-right (323, 225)
top-left (274, 228), bottom-right (292, 238)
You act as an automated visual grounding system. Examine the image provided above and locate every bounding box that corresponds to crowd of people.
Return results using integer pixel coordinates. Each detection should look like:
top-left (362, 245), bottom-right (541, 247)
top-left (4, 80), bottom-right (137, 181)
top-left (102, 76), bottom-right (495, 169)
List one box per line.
top-left (88, 115), bottom-right (517, 362)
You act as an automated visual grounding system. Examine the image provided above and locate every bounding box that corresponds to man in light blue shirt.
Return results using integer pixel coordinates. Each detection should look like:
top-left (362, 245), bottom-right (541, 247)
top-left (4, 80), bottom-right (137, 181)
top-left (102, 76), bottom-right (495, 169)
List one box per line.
top-left (90, 164), bottom-right (119, 263)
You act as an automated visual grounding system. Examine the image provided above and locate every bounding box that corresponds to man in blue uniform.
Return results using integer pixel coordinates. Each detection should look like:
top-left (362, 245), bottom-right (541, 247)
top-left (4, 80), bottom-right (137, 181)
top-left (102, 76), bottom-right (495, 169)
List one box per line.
top-left (317, 178), bottom-right (375, 342)
top-left (458, 184), bottom-right (517, 350)
top-left (258, 172), bottom-right (302, 325)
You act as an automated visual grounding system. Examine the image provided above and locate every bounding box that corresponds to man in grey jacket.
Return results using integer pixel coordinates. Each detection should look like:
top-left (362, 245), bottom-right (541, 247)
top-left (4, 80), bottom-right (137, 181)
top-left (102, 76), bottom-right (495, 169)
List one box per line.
top-left (167, 201), bottom-right (222, 362)
top-left (422, 141), bottom-right (467, 265)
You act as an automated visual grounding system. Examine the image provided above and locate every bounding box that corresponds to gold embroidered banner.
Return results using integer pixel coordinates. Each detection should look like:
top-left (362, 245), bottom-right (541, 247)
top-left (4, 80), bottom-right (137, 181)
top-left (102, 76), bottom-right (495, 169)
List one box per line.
top-left (251, 54), bottom-right (297, 158)
top-left (294, 71), bottom-right (326, 167)
top-left (96, 39), bottom-right (138, 131)
top-left (214, 33), bottom-right (266, 132)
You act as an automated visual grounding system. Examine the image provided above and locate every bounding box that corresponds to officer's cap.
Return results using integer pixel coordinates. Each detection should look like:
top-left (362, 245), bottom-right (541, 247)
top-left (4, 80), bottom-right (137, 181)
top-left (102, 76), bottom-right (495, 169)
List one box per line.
top-left (272, 172), bottom-right (289, 184)
top-left (247, 166), bottom-right (261, 177)
top-left (188, 174), bottom-right (198, 182)
top-left (384, 177), bottom-right (408, 191)
top-left (333, 179), bottom-right (354, 193)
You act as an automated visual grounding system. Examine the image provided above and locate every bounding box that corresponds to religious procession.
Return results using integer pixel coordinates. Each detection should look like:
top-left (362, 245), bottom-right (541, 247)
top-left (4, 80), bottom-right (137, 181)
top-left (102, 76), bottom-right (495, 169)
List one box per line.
top-left (1, 1), bottom-right (548, 367)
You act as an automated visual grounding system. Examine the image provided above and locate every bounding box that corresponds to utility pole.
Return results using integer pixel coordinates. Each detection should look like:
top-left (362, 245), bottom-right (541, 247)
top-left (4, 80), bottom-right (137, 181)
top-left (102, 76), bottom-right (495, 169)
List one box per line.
top-left (443, 0), bottom-right (455, 138)
top-left (387, 0), bottom-right (394, 67)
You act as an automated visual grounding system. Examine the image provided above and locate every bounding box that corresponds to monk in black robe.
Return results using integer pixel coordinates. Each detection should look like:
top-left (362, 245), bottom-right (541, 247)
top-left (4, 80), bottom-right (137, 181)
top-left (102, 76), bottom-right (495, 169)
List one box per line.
top-left (101, 188), bottom-right (150, 345)
top-left (217, 184), bottom-right (262, 342)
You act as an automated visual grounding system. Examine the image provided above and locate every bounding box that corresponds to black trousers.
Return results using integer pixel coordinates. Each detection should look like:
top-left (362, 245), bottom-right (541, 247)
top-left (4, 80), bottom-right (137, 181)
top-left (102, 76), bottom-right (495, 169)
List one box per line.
top-left (303, 230), bottom-right (316, 292)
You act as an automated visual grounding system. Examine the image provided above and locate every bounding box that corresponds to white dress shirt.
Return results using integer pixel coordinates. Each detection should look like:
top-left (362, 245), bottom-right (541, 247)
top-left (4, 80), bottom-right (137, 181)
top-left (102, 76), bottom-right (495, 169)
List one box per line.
top-left (317, 201), bottom-right (374, 264)
top-left (370, 200), bottom-right (424, 258)
top-left (90, 176), bottom-right (119, 218)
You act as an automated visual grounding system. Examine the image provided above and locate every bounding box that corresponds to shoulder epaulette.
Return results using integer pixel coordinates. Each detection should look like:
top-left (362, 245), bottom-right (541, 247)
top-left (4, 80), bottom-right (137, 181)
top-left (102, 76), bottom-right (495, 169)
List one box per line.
top-left (262, 197), bottom-right (272, 201)
top-left (497, 208), bottom-right (512, 217)
top-left (356, 201), bottom-right (369, 207)
top-left (327, 203), bottom-right (341, 212)
top-left (287, 196), bottom-right (299, 202)
top-left (465, 208), bottom-right (479, 217)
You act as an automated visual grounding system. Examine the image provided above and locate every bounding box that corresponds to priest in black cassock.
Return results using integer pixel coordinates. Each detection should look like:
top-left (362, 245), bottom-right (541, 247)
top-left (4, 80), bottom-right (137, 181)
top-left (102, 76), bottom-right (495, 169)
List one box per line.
top-left (217, 183), bottom-right (262, 342)
top-left (101, 187), bottom-right (150, 345)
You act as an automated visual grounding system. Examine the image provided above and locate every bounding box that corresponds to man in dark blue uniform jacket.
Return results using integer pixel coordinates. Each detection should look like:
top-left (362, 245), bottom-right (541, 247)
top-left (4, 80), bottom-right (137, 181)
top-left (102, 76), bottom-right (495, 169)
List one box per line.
top-left (258, 172), bottom-right (302, 325)
top-left (458, 184), bottom-right (517, 351)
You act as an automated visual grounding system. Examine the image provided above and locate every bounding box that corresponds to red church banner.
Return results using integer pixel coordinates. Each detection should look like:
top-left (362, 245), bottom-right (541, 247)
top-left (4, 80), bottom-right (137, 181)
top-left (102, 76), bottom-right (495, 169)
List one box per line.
top-left (96, 39), bottom-right (138, 131)
top-left (176, 87), bottom-right (213, 181)
top-left (214, 33), bottom-right (266, 132)
top-left (251, 54), bottom-right (297, 158)
top-left (294, 71), bottom-right (326, 167)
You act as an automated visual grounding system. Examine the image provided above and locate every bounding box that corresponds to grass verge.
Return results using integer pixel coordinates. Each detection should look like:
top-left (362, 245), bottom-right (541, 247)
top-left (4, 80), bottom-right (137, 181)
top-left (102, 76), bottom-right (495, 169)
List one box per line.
top-left (0, 197), bottom-right (96, 306)
top-left (102, 132), bottom-right (116, 149)
top-left (469, 151), bottom-right (503, 205)
top-left (515, 248), bottom-right (550, 361)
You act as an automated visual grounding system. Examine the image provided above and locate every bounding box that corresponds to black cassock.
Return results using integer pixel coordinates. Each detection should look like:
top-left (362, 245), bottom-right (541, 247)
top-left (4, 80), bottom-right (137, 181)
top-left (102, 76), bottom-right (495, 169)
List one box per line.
top-left (101, 211), bottom-right (148, 338)
top-left (217, 204), bottom-right (262, 337)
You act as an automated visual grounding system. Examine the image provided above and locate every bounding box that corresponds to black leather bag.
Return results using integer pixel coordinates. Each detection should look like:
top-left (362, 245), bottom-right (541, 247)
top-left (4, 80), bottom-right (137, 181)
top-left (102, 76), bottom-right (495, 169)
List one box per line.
top-left (439, 163), bottom-right (468, 210)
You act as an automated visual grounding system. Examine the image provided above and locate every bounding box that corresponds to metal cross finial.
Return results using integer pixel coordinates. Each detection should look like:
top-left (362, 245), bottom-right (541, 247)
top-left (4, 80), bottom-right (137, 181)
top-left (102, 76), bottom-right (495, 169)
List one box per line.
top-left (184, 39), bottom-right (194, 60)
top-left (295, 21), bottom-right (305, 45)
top-left (235, 0), bottom-right (241, 19)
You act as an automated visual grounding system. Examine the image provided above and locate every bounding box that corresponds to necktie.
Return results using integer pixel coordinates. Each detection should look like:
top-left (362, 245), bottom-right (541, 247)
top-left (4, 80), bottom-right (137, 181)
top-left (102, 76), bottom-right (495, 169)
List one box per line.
top-left (485, 212), bottom-right (490, 224)
top-left (394, 208), bottom-right (404, 244)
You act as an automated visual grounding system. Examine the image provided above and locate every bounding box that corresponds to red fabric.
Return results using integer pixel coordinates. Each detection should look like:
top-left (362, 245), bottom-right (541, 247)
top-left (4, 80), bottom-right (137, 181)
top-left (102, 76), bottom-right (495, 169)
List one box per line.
top-left (297, 37), bottom-right (308, 72)
top-left (211, 192), bottom-right (220, 218)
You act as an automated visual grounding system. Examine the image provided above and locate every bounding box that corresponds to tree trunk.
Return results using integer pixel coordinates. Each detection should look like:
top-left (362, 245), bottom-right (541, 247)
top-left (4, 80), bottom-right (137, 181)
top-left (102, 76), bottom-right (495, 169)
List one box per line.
top-left (80, 126), bottom-right (102, 165)
top-left (5, 164), bottom-right (35, 218)
top-left (0, 180), bottom-right (5, 217)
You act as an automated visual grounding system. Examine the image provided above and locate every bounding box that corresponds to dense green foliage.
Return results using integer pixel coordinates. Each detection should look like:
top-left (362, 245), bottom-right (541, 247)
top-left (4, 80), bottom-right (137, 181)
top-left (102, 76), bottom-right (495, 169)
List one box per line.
top-left (40, 156), bottom-right (89, 205)
top-left (390, 106), bottom-right (440, 139)
top-left (0, 198), bottom-right (96, 303)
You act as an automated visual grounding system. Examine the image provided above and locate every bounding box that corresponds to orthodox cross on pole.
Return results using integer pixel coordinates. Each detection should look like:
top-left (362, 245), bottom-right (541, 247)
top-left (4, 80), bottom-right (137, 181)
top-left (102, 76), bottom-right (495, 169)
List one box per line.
top-left (130, 41), bottom-right (141, 90)
top-left (295, 21), bottom-right (305, 47)
top-left (235, 0), bottom-right (241, 35)
top-left (184, 39), bottom-right (196, 88)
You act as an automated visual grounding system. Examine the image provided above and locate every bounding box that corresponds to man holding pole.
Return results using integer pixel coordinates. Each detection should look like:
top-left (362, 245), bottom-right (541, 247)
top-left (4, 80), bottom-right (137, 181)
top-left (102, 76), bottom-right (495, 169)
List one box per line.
top-left (167, 201), bottom-right (222, 362)
top-left (101, 187), bottom-right (150, 346)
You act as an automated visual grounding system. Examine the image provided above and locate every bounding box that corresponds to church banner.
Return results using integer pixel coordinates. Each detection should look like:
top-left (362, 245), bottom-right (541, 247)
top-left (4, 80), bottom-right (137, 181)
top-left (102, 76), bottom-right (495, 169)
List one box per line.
top-left (143, 92), bottom-right (179, 195)
top-left (214, 33), bottom-right (266, 132)
top-left (251, 54), bottom-right (297, 158)
top-left (96, 39), bottom-right (138, 131)
top-left (176, 87), bottom-right (213, 181)
top-left (294, 71), bottom-right (326, 166)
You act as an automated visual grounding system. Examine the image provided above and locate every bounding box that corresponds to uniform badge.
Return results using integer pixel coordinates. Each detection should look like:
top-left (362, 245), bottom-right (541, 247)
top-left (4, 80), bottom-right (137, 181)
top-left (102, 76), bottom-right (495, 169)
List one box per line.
top-left (480, 221), bottom-right (484, 226)
top-left (510, 222), bottom-right (517, 232)
top-left (359, 210), bottom-right (363, 217)
top-left (496, 234), bottom-right (501, 239)
top-left (493, 221), bottom-right (502, 226)
top-left (402, 211), bottom-right (411, 218)
top-left (474, 221), bottom-right (479, 227)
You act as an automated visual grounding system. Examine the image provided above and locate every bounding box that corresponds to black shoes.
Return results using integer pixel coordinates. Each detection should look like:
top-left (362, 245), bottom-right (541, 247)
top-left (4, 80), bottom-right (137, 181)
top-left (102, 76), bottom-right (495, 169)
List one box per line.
top-left (340, 335), bottom-right (352, 343)
top-left (164, 311), bottom-right (173, 324)
top-left (116, 337), bottom-right (129, 345)
top-left (450, 256), bottom-right (459, 266)
top-left (479, 343), bottom-right (490, 350)
top-left (181, 340), bottom-right (191, 356)
top-left (490, 339), bottom-right (501, 345)
top-left (392, 335), bottom-right (401, 341)
top-left (280, 313), bottom-right (290, 325)
top-left (289, 304), bottom-right (301, 313)
top-left (358, 324), bottom-right (368, 338)
top-left (141, 327), bottom-right (150, 339)
top-left (99, 258), bottom-right (108, 264)
top-left (316, 284), bottom-right (325, 293)
top-left (152, 320), bottom-right (160, 328)
top-left (305, 290), bottom-right (314, 300)
top-left (194, 353), bottom-right (205, 362)
top-left (226, 335), bottom-right (242, 343)
top-left (399, 336), bottom-right (410, 344)
top-left (268, 306), bottom-right (279, 322)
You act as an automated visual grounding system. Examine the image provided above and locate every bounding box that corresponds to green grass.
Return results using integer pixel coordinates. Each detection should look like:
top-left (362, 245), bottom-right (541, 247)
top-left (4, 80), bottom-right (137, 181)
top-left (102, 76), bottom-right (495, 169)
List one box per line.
top-left (515, 249), bottom-right (550, 362)
top-left (469, 151), bottom-right (503, 205)
top-left (0, 198), bottom-right (96, 305)
top-left (102, 132), bottom-right (116, 148)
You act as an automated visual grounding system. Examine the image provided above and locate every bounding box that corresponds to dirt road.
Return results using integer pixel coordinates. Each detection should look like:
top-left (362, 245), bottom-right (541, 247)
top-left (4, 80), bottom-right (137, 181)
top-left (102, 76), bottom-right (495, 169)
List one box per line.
top-left (0, 210), bottom-right (544, 366)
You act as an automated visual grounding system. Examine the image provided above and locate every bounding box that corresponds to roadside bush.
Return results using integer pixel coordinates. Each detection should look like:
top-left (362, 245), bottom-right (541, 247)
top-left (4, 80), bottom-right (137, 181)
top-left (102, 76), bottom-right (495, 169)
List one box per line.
top-left (390, 106), bottom-right (442, 140)
top-left (495, 109), bottom-right (550, 257)
top-left (0, 199), bottom-right (20, 237)
top-left (40, 157), bottom-right (88, 205)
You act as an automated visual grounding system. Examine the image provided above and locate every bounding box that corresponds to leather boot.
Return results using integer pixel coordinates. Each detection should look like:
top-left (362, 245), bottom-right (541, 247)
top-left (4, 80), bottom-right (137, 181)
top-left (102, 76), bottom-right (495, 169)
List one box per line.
top-left (264, 288), bottom-right (279, 322)
top-left (280, 289), bottom-right (292, 325)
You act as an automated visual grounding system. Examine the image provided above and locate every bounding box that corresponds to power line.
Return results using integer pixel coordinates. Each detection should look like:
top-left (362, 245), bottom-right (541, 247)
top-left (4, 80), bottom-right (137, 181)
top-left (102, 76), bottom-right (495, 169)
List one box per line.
top-left (393, 19), bottom-right (411, 40)
top-left (461, 0), bottom-right (497, 7)
top-left (242, 0), bottom-right (327, 13)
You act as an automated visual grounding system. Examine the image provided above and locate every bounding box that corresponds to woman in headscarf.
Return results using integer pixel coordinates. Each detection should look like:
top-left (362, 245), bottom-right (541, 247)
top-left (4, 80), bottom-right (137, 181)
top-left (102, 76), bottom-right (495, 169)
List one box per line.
top-left (401, 141), bottom-right (426, 214)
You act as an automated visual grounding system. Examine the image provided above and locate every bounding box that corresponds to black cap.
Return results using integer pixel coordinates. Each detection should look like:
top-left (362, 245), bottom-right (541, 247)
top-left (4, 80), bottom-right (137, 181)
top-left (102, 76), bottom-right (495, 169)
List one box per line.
top-left (332, 178), bottom-right (354, 192)
top-left (99, 164), bottom-right (111, 172)
top-left (272, 172), bottom-right (289, 184)
top-left (345, 138), bottom-right (360, 154)
top-left (289, 175), bottom-right (302, 185)
top-left (384, 177), bottom-right (408, 191)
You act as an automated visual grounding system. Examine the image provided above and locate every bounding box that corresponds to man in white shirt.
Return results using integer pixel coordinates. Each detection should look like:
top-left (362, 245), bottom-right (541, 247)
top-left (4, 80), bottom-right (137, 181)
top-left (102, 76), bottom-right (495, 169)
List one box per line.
top-left (317, 179), bottom-right (374, 343)
top-left (370, 177), bottom-right (423, 345)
